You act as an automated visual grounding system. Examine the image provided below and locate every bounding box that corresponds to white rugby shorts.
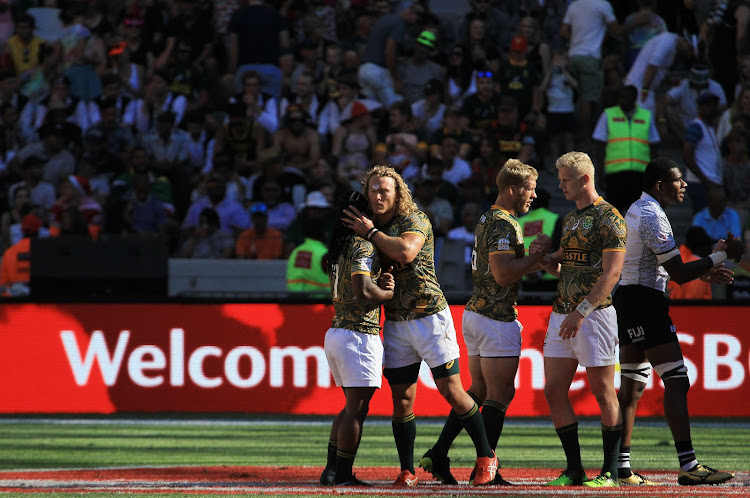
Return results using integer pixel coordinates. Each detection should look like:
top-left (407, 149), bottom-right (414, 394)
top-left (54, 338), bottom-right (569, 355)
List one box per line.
top-left (543, 307), bottom-right (618, 367)
top-left (382, 307), bottom-right (460, 369)
top-left (324, 327), bottom-right (384, 388)
top-left (462, 309), bottom-right (522, 357)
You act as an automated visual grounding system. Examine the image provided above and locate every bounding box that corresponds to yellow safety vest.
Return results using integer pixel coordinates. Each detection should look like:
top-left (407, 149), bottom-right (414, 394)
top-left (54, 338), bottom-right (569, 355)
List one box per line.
top-left (286, 238), bottom-right (330, 296)
top-left (604, 106), bottom-right (651, 175)
top-left (520, 207), bottom-right (559, 281)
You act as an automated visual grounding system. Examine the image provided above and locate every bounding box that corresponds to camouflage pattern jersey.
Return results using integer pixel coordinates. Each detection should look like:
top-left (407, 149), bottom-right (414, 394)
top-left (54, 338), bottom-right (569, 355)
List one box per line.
top-left (329, 235), bottom-right (382, 335)
top-left (465, 206), bottom-right (525, 322)
top-left (378, 210), bottom-right (448, 321)
top-left (553, 197), bottom-right (627, 314)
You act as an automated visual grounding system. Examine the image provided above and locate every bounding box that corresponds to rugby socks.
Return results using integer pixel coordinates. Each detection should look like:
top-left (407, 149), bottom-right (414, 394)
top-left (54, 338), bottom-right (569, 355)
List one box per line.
top-left (482, 400), bottom-right (508, 451)
top-left (392, 413), bottom-right (416, 473)
top-left (458, 403), bottom-right (493, 458)
top-left (556, 423), bottom-right (584, 473)
top-left (618, 445), bottom-right (632, 478)
top-left (676, 440), bottom-right (699, 471)
top-left (601, 423), bottom-right (623, 477)
top-left (431, 392), bottom-right (480, 457)
top-left (326, 439), bottom-right (337, 468)
top-left (334, 449), bottom-right (356, 484)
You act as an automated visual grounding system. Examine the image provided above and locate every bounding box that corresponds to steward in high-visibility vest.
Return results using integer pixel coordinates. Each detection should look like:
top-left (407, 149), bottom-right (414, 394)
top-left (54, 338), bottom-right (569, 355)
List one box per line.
top-left (286, 237), bottom-right (330, 297)
top-left (593, 85), bottom-right (658, 215)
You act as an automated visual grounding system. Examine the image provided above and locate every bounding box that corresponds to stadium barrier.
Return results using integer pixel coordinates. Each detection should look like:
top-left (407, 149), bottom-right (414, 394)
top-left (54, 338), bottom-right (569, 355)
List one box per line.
top-left (1, 303), bottom-right (748, 416)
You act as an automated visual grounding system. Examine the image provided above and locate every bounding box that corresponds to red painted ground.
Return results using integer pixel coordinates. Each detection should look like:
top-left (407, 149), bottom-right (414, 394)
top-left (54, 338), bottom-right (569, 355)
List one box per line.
top-left (0, 466), bottom-right (746, 496)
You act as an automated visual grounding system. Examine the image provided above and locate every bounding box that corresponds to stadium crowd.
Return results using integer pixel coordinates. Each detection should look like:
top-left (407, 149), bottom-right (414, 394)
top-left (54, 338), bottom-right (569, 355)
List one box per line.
top-left (0, 0), bottom-right (749, 296)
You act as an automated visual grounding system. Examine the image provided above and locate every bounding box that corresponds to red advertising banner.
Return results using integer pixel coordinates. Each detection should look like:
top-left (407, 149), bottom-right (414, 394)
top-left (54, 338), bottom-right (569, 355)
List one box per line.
top-left (0, 303), bottom-right (748, 416)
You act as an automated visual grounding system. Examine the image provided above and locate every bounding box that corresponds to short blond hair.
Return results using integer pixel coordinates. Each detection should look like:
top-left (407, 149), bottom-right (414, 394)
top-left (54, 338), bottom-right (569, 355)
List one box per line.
top-left (496, 158), bottom-right (538, 191)
top-left (362, 164), bottom-right (418, 217)
top-left (556, 151), bottom-right (595, 180)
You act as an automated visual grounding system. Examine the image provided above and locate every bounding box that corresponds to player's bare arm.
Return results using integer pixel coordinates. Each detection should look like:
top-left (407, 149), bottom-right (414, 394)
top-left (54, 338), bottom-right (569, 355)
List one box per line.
top-left (342, 206), bottom-right (425, 265)
top-left (352, 272), bottom-right (394, 306)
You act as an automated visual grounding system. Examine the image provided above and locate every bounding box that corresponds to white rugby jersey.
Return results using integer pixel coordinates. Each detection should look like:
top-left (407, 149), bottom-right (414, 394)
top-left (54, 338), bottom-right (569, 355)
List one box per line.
top-left (619, 192), bottom-right (679, 292)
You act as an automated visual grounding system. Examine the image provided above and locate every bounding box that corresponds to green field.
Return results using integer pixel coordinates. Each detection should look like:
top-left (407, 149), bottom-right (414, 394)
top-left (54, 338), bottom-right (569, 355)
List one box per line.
top-left (0, 416), bottom-right (746, 497)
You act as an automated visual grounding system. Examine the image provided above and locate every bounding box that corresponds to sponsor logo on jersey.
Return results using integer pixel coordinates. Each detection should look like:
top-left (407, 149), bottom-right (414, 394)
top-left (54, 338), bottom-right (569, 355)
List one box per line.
top-left (562, 248), bottom-right (591, 266)
top-left (497, 238), bottom-right (511, 251)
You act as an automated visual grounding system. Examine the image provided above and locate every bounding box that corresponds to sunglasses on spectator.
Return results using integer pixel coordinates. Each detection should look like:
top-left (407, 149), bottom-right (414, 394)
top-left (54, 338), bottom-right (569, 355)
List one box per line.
top-left (477, 71), bottom-right (493, 78)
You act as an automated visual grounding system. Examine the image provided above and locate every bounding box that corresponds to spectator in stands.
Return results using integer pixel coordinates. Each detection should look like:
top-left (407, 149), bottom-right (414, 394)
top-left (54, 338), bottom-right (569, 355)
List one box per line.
top-left (703, 0), bottom-right (750, 106)
top-left (227, 0), bottom-right (289, 102)
top-left (621, 0), bottom-right (666, 70)
top-left (269, 104), bottom-right (320, 176)
top-left (381, 101), bottom-right (421, 175)
top-left (357, 1), bottom-right (422, 107)
top-left (460, 70), bottom-right (501, 141)
top-left (683, 91), bottom-right (723, 214)
top-left (289, 38), bottom-right (326, 94)
top-left (0, 213), bottom-right (41, 296)
top-left (184, 111), bottom-right (211, 179)
top-left (722, 128), bottom-right (750, 214)
top-left (235, 201), bottom-right (283, 259)
top-left (661, 65), bottom-right (727, 141)
top-left (519, 15), bottom-right (551, 76)
top-left (317, 43), bottom-right (344, 101)
top-left (0, 69), bottom-right (28, 119)
top-left (158, 0), bottom-right (215, 76)
top-left (541, 47), bottom-right (577, 173)
top-left (123, 172), bottom-right (168, 237)
top-left (280, 71), bottom-right (321, 127)
top-left (0, 102), bottom-right (24, 173)
top-left (444, 45), bottom-right (474, 108)
top-left (717, 86), bottom-right (750, 146)
top-left (58, 4), bottom-right (103, 101)
top-left (412, 176), bottom-right (453, 237)
top-left (489, 95), bottom-right (535, 168)
top-left (399, 30), bottom-right (444, 105)
top-left (253, 177), bottom-right (296, 232)
top-left (284, 190), bottom-right (333, 256)
top-left (113, 16), bottom-right (147, 99)
top-left (182, 174), bottom-right (250, 240)
top-left (428, 105), bottom-right (473, 160)
top-left (457, 1), bottom-right (511, 58)
top-left (8, 155), bottom-right (55, 213)
top-left (411, 78), bottom-right (446, 136)
top-left (19, 75), bottom-right (89, 144)
top-left (624, 31), bottom-right (695, 115)
top-left (43, 101), bottom-right (84, 155)
top-left (560, 0), bottom-right (620, 146)
top-left (87, 73), bottom-right (130, 125)
top-left (141, 110), bottom-right (191, 218)
top-left (593, 84), bottom-right (660, 215)
top-left (166, 37), bottom-right (210, 114)
top-left (232, 69), bottom-right (278, 135)
top-left (48, 174), bottom-right (102, 238)
top-left (429, 133), bottom-right (472, 187)
top-left (123, 71), bottom-right (187, 135)
top-left (1, 185), bottom-right (29, 251)
top-left (15, 122), bottom-right (75, 187)
top-left (447, 201), bottom-right (482, 266)
top-left (459, 14), bottom-right (501, 75)
top-left (286, 222), bottom-right (330, 296)
top-left (332, 100), bottom-right (376, 191)
top-left (178, 206), bottom-right (234, 258)
top-left (213, 100), bottom-right (266, 178)
top-left (692, 187), bottom-right (743, 242)
top-left (666, 226), bottom-right (714, 300)
top-left (2, 14), bottom-right (47, 91)
top-left (317, 70), bottom-right (360, 144)
top-left (499, 35), bottom-right (543, 131)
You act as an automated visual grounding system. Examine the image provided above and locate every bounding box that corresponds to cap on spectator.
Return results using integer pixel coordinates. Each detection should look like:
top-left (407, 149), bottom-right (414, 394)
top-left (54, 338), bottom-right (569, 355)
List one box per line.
top-left (108, 41), bottom-right (127, 57)
top-left (690, 65), bottom-right (710, 87)
top-left (302, 191), bottom-right (331, 209)
top-left (347, 100), bottom-right (369, 120)
top-left (499, 95), bottom-right (518, 110)
top-left (697, 90), bottom-right (720, 105)
top-left (250, 202), bottom-right (268, 216)
top-left (417, 30), bottom-right (436, 49)
top-left (21, 214), bottom-right (42, 237)
top-left (68, 174), bottom-right (91, 196)
top-left (424, 78), bottom-right (442, 96)
top-left (510, 35), bottom-right (528, 53)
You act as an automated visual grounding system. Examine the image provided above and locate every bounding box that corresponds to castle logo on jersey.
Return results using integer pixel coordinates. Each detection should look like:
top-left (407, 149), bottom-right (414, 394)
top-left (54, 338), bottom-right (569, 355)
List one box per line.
top-left (562, 248), bottom-right (591, 266)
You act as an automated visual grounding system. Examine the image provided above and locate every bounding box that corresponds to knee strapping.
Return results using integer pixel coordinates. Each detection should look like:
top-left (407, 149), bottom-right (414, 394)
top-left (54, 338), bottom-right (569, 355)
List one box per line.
top-left (654, 360), bottom-right (688, 381)
top-left (621, 362), bottom-right (651, 383)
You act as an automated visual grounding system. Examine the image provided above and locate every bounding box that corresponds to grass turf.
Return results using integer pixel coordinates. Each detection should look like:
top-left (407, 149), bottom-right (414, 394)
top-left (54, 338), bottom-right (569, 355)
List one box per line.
top-left (0, 417), bottom-right (746, 472)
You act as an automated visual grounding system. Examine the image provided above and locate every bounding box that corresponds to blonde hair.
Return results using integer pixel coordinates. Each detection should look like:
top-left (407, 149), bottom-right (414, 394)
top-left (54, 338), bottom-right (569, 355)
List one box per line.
top-left (556, 151), bottom-right (595, 180)
top-left (363, 164), bottom-right (418, 216)
top-left (496, 158), bottom-right (538, 191)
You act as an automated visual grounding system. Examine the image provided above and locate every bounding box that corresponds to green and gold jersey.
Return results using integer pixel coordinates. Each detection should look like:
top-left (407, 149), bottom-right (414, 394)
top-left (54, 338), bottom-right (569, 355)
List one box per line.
top-left (379, 210), bottom-right (448, 321)
top-left (553, 197), bottom-right (627, 314)
top-left (330, 236), bottom-right (382, 335)
top-left (465, 206), bottom-right (525, 322)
